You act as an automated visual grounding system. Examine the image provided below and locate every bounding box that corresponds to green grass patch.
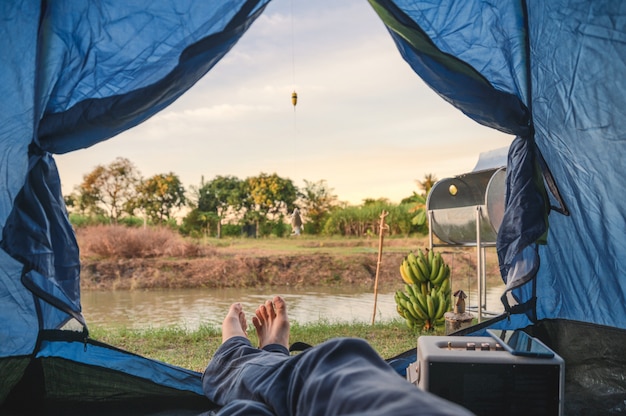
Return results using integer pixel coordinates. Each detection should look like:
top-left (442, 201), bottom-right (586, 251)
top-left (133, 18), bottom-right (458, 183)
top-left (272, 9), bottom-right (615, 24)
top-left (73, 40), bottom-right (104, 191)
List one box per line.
top-left (200, 235), bottom-right (427, 256)
top-left (89, 319), bottom-right (441, 373)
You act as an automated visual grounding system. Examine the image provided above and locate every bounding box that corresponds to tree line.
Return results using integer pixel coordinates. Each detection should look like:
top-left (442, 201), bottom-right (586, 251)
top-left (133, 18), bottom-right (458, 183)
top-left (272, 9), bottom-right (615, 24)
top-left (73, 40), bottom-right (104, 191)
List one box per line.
top-left (64, 157), bottom-right (437, 238)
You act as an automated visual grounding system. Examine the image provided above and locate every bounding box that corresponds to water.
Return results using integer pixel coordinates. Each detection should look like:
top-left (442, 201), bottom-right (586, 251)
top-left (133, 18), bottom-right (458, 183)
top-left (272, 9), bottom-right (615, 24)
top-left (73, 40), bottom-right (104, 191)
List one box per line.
top-left (81, 283), bottom-right (506, 330)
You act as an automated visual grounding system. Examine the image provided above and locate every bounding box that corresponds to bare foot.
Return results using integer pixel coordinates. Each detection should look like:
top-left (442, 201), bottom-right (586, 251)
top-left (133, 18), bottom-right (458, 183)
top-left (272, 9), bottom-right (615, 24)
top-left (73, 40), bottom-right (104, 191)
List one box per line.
top-left (222, 302), bottom-right (248, 343)
top-left (252, 296), bottom-right (290, 349)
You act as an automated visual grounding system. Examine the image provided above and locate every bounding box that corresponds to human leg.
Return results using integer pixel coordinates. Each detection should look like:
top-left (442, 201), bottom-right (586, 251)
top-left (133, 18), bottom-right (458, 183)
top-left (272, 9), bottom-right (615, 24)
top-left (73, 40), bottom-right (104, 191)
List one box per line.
top-left (214, 399), bottom-right (275, 416)
top-left (204, 298), bottom-right (475, 416)
top-left (284, 337), bottom-right (475, 416)
top-left (202, 299), bottom-right (292, 412)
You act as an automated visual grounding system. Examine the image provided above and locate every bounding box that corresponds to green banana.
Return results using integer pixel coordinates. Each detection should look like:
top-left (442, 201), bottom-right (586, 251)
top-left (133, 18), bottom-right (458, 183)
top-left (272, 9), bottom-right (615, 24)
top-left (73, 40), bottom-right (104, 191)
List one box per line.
top-left (427, 248), bottom-right (434, 266)
top-left (415, 255), bottom-right (430, 283)
top-left (406, 291), bottom-right (429, 321)
top-left (417, 248), bottom-right (427, 264)
top-left (404, 284), bottom-right (417, 303)
top-left (396, 289), bottom-right (410, 303)
top-left (416, 292), bottom-right (429, 318)
top-left (431, 261), bottom-right (446, 286)
top-left (400, 297), bottom-right (418, 320)
top-left (435, 291), bottom-right (447, 319)
top-left (396, 305), bottom-right (407, 319)
top-left (408, 287), bottom-right (426, 314)
top-left (395, 285), bottom-right (429, 331)
top-left (426, 293), bottom-right (435, 318)
top-left (438, 274), bottom-right (451, 295)
top-left (402, 300), bottom-right (417, 320)
top-left (431, 290), bottom-right (440, 313)
top-left (405, 253), bottom-right (423, 283)
top-left (404, 284), bottom-right (416, 300)
top-left (429, 252), bottom-right (440, 281)
top-left (415, 304), bottom-right (429, 322)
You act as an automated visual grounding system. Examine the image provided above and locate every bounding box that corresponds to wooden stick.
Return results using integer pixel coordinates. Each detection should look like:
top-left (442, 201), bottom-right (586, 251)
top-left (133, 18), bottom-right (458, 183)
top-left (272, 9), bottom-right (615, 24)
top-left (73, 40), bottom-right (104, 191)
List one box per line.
top-left (372, 210), bottom-right (389, 325)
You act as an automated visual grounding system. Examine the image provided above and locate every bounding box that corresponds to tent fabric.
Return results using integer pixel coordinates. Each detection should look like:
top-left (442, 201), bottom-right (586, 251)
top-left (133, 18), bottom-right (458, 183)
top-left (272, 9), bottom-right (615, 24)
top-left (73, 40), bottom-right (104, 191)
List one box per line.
top-left (368, 0), bottom-right (549, 319)
top-left (529, 1), bottom-right (626, 326)
top-left (370, 0), bottom-right (626, 329)
top-left (0, 0), bottom-right (269, 410)
top-left (0, 0), bottom-right (269, 344)
top-left (1, 0), bottom-right (626, 412)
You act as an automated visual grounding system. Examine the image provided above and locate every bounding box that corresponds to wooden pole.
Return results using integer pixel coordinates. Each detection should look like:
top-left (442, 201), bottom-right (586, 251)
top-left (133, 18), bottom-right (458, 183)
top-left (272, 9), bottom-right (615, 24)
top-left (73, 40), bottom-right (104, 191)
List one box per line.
top-left (372, 210), bottom-right (389, 325)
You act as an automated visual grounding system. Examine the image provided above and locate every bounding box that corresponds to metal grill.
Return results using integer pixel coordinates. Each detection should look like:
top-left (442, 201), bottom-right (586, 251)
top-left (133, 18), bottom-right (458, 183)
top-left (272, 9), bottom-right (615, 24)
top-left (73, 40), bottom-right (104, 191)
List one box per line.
top-left (426, 166), bottom-right (506, 321)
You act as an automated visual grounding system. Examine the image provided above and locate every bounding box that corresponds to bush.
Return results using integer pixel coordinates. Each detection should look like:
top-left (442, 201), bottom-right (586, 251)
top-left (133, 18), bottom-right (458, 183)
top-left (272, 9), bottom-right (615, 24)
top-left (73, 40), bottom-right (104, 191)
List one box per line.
top-left (69, 213), bottom-right (109, 227)
top-left (221, 223), bottom-right (242, 237)
top-left (322, 202), bottom-right (423, 237)
top-left (118, 216), bottom-right (146, 228)
top-left (76, 225), bottom-right (209, 258)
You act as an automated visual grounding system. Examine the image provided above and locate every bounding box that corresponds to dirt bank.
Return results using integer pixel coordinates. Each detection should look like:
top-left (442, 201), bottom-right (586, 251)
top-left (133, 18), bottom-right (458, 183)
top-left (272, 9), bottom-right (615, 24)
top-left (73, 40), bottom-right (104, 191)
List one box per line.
top-left (80, 252), bottom-right (408, 290)
top-left (76, 227), bottom-right (501, 291)
top-left (80, 250), bottom-right (500, 291)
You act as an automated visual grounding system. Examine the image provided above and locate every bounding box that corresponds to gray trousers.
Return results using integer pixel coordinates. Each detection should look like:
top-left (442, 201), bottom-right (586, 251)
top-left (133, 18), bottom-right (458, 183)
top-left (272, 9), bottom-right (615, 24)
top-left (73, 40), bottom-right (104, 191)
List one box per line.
top-left (202, 336), bottom-right (474, 416)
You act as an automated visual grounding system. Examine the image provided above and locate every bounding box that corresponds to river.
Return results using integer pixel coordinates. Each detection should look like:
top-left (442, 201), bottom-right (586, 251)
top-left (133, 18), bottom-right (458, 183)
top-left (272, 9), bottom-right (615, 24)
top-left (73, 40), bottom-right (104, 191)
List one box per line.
top-left (81, 283), bottom-right (506, 330)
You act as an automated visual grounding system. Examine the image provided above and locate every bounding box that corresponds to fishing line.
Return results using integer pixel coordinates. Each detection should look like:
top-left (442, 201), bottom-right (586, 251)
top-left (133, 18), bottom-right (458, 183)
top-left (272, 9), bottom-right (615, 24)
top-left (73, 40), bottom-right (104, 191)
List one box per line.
top-left (289, 0), bottom-right (299, 183)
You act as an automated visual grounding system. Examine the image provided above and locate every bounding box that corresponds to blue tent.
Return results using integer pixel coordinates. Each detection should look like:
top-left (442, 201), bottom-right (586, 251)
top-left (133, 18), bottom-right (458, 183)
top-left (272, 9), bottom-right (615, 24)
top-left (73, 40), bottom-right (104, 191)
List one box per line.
top-left (0, 1), bottom-right (269, 414)
top-left (1, 0), bottom-right (625, 414)
top-left (369, 0), bottom-right (626, 326)
top-left (369, 1), bottom-right (626, 413)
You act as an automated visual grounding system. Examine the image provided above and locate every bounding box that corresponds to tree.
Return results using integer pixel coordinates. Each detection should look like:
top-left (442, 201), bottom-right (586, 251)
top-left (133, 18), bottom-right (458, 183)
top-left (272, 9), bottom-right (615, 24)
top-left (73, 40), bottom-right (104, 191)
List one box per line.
top-left (299, 179), bottom-right (337, 234)
top-left (417, 173), bottom-right (438, 196)
top-left (197, 175), bottom-right (246, 238)
top-left (362, 197), bottom-right (390, 206)
top-left (180, 208), bottom-right (219, 238)
top-left (245, 173), bottom-right (297, 237)
top-left (401, 173), bottom-right (438, 229)
top-left (135, 172), bottom-right (186, 224)
top-left (401, 192), bottom-right (427, 227)
top-left (76, 157), bottom-right (141, 222)
top-left (64, 191), bottom-right (103, 216)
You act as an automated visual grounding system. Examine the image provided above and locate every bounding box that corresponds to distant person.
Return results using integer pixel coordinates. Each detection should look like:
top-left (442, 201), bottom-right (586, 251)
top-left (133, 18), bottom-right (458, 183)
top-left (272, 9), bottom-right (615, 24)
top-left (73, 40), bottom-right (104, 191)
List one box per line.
top-left (290, 208), bottom-right (302, 236)
top-left (202, 296), bottom-right (475, 416)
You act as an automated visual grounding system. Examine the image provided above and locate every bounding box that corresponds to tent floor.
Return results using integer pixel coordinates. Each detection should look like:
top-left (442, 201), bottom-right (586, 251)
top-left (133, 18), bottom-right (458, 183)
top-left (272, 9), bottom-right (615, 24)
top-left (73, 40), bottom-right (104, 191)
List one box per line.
top-left (3, 319), bottom-right (626, 415)
top-left (528, 319), bottom-right (626, 415)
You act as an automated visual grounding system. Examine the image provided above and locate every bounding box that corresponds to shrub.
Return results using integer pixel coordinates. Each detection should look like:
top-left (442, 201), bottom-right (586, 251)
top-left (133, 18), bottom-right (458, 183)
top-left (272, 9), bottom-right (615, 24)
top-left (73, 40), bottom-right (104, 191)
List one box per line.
top-left (76, 225), bottom-right (209, 259)
top-left (69, 213), bottom-right (109, 227)
top-left (118, 216), bottom-right (145, 228)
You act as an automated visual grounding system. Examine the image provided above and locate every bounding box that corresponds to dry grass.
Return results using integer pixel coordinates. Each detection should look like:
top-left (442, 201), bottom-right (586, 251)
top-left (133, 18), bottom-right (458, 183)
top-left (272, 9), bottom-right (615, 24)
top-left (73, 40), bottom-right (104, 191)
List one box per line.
top-left (76, 225), bottom-right (211, 259)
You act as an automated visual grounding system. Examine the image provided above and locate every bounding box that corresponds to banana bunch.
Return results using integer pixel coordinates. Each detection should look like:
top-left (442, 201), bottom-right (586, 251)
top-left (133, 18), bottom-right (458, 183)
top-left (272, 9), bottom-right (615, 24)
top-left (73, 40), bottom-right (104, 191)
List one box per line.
top-left (395, 248), bottom-right (451, 331)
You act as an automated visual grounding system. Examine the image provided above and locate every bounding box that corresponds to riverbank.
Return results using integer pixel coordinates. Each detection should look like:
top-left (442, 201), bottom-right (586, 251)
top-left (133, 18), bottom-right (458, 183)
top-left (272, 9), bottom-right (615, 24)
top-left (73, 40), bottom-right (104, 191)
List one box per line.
top-left (77, 228), bottom-right (493, 370)
top-left (77, 227), bottom-right (501, 290)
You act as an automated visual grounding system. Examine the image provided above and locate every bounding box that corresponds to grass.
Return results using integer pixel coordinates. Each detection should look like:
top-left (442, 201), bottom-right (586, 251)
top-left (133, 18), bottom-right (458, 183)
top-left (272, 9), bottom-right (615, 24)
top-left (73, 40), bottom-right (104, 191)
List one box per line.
top-left (89, 319), bottom-right (441, 373)
top-left (204, 235), bottom-right (430, 255)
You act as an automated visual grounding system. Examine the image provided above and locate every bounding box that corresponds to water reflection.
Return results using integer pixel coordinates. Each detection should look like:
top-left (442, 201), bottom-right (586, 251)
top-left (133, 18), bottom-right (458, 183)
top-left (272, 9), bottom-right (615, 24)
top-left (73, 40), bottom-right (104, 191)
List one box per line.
top-left (82, 284), bottom-right (506, 330)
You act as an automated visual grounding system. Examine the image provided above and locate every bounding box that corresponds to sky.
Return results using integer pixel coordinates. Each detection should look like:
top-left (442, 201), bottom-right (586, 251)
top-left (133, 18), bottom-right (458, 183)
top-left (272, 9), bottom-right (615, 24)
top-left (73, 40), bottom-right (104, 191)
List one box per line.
top-left (55, 0), bottom-right (513, 206)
